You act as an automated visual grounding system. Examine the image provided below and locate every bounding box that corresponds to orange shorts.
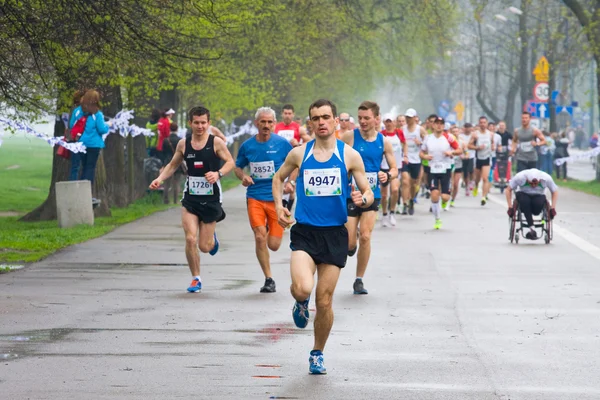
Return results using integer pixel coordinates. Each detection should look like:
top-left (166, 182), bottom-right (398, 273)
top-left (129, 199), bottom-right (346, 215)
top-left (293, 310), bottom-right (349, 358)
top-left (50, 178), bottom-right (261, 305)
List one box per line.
top-left (247, 198), bottom-right (284, 238)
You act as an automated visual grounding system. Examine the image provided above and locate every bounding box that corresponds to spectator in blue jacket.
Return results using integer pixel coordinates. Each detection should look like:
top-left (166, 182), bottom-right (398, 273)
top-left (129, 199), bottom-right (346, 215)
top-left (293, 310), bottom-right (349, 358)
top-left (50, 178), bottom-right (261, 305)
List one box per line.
top-left (69, 90), bottom-right (110, 187)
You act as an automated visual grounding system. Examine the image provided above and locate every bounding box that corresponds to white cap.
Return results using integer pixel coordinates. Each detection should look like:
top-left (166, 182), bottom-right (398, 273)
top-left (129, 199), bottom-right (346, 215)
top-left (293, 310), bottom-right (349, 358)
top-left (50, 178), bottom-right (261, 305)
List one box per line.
top-left (382, 113), bottom-right (394, 122)
top-left (166, 108), bottom-right (176, 115)
top-left (404, 108), bottom-right (417, 118)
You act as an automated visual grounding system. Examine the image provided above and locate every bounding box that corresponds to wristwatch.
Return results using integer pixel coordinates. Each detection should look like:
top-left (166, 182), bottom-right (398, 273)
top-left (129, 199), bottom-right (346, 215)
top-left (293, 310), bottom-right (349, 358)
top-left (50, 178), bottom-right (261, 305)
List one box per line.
top-left (289, 180), bottom-right (296, 187)
top-left (218, 170), bottom-right (223, 178)
top-left (361, 196), bottom-right (367, 206)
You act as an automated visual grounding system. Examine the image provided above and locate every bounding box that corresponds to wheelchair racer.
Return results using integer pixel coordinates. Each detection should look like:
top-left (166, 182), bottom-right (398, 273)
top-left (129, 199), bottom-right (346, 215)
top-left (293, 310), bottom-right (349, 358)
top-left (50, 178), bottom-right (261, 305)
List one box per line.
top-left (506, 168), bottom-right (558, 239)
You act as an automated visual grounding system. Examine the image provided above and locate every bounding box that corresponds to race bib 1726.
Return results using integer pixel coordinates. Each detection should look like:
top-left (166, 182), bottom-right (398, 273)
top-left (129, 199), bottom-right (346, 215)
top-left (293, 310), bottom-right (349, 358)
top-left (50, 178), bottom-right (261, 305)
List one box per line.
top-left (188, 176), bottom-right (213, 195)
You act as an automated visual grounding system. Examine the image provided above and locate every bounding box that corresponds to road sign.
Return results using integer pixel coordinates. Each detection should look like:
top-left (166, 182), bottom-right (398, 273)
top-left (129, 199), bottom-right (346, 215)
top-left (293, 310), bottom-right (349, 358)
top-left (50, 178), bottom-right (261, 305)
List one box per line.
top-left (556, 106), bottom-right (574, 116)
top-left (446, 112), bottom-right (457, 124)
top-left (533, 82), bottom-right (549, 102)
top-left (530, 102), bottom-right (549, 119)
top-left (454, 101), bottom-right (465, 121)
top-left (533, 56), bottom-right (550, 82)
top-left (524, 100), bottom-right (536, 114)
top-left (551, 90), bottom-right (560, 105)
top-left (530, 118), bottom-right (541, 129)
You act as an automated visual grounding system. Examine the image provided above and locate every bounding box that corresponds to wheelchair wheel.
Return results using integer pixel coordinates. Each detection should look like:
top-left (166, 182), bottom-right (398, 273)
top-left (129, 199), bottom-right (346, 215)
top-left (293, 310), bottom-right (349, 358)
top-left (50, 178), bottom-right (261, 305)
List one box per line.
top-left (515, 231), bottom-right (519, 244)
top-left (509, 216), bottom-right (515, 242)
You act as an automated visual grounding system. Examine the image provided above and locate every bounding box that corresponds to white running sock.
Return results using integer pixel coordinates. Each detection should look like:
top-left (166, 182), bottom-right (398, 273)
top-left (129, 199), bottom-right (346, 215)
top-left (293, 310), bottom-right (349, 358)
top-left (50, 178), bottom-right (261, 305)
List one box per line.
top-left (193, 275), bottom-right (201, 281)
top-left (431, 202), bottom-right (441, 219)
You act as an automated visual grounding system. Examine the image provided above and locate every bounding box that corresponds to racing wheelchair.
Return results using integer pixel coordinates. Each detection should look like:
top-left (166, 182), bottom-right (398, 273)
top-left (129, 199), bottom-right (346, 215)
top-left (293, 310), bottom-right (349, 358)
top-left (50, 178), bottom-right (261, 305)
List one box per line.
top-left (508, 196), bottom-right (553, 244)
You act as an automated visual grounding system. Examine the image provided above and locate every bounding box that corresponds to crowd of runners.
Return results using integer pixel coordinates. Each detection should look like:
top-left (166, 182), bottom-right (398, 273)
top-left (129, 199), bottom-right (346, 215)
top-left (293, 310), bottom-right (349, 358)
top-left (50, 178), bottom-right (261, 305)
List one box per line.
top-left (149, 99), bottom-right (559, 375)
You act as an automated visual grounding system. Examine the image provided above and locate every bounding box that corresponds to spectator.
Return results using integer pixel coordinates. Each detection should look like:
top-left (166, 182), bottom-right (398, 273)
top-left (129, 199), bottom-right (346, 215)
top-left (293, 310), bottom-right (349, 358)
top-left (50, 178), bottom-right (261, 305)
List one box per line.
top-left (554, 131), bottom-right (570, 182)
top-left (69, 89), bottom-right (110, 200)
top-left (156, 109), bottom-right (172, 165)
top-left (67, 89), bottom-right (85, 181)
top-left (590, 132), bottom-right (598, 149)
top-left (146, 109), bottom-right (160, 157)
top-left (161, 122), bottom-right (185, 204)
top-left (537, 130), bottom-right (554, 175)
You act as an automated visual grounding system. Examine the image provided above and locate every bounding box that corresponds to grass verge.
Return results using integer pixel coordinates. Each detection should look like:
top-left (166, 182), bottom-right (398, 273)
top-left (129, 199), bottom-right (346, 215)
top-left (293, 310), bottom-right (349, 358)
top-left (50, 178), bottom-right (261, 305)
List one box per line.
top-left (557, 178), bottom-right (600, 197)
top-left (0, 175), bottom-right (239, 264)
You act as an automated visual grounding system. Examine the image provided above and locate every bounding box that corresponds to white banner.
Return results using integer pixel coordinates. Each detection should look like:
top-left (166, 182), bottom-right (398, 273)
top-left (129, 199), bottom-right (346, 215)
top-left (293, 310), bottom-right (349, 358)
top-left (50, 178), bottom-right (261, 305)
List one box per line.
top-left (554, 147), bottom-right (600, 166)
top-left (0, 110), bottom-right (154, 153)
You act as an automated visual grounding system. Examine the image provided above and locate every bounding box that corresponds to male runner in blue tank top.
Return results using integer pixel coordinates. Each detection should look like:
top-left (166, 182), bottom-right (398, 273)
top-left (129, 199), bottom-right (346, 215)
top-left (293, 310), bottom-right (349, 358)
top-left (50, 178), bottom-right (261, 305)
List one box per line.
top-left (273, 99), bottom-right (374, 375)
top-left (341, 101), bottom-right (397, 295)
top-left (150, 106), bottom-right (234, 293)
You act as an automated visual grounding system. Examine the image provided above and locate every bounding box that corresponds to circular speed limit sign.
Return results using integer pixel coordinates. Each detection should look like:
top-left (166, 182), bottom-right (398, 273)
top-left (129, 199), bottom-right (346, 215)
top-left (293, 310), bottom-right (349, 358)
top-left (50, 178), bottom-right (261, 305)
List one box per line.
top-left (533, 82), bottom-right (550, 102)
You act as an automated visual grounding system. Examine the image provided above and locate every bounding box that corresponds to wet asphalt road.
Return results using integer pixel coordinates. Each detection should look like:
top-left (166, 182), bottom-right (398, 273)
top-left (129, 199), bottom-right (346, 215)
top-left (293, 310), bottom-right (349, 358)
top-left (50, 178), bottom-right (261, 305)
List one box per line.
top-left (1, 183), bottom-right (600, 400)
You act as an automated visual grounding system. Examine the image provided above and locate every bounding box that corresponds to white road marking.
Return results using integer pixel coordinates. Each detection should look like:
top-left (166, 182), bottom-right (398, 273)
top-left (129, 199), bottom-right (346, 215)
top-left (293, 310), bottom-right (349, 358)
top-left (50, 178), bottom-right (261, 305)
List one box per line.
top-left (487, 194), bottom-right (600, 261)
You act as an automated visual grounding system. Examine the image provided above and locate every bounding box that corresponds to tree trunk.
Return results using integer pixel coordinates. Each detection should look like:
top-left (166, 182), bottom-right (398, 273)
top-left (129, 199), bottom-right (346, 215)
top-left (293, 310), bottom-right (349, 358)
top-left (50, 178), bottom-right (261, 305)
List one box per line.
top-left (93, 151), bottom-right (112, 217)
top-left (518, 0), bottom-right (530, 111)
top-left (100, 85), bottom-right (128, 208)
top-left (103, 133), bottom-right (128, 207)
top-left (159, 88), bottom-right (179, 113)
top-left (20, 93), bottom-right (71, 221)
top-left (133, 135), bottom-right (149, 201)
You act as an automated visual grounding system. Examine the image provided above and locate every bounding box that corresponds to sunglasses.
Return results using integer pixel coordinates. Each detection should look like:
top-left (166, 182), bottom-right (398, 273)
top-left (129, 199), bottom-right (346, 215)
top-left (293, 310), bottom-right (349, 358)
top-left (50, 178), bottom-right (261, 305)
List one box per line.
top-left (340, 118), bottom-right (350, 122)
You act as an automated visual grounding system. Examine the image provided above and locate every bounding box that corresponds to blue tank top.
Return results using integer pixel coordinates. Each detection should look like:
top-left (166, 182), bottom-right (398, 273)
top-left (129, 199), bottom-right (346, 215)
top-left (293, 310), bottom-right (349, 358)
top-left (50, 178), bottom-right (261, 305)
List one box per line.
top-left (350, 128), bottom-right (384, 199)
top-left (295, 140), bottom-right (349, 227)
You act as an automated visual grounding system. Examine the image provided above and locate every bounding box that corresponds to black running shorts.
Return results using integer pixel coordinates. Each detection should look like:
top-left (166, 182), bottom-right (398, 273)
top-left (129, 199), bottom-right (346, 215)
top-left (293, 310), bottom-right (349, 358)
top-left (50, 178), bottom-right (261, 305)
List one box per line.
top-left (402, 163), bottom-right (421, 180)
top-left (347, 198), bottom-right (380, 217)
top-left (429, 172), bottom-right (451, 194)
top-left (290, 223), bottom-right (348, 268)
top-left (182, 199), bottom-right (226, 223)
top-left (476, 158), bottom-right (490, 169)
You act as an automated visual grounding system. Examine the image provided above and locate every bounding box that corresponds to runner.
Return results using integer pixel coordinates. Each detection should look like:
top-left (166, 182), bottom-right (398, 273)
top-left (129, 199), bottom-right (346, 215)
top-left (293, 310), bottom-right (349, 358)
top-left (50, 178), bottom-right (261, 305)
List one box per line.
top-left (275, 104), bottom-right (312, 146)
top-left (379, 113), bottom-right (407, 226)
top-left (401, 108), bottom-right (427, 215)
top-left (394, 113), bottom-right (407, 212)
top-left (419, 116), bottom-right (461, 229)
top-left (494, 120), bottom-right (512, 184)
top-left (420, 114), bottom-right (437, 199)
top-left (336, 112), bottom-right (353, 139)
top-left (459, 123), bottom-right (475, 196)
top-left (468, 116), bottom-right (494, 205)
top-left (275, 104), bottom-right (308, 212)
top-left (396, 114), bottom-right (406, 129)
top-left (512, 111), bottom-right (546, 173)
top-left (342, 101), bottom-right (397, 295)
top-left (487, 121), bottom-right (501, 183)
top-left (234, 107), bottom-right (294, 293)
top-left (272, 98), bottom-right (375, 375)
top-left (149, 106), bottom-right (234, 293)
top-left (450, 125), bottom-right (467, 207)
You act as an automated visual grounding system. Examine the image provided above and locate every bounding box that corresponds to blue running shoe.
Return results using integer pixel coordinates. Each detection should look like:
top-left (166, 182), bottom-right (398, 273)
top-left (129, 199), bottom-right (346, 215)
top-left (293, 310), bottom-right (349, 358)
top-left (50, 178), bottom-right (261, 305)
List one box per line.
top-left (209, 232), bottom-right (219, 256)
top-left (187, 278), bottom-right (201, 293)
top-left (292, 298), bottom-right (310, 328)
top-left (309, 353), bottom-right (327, 374)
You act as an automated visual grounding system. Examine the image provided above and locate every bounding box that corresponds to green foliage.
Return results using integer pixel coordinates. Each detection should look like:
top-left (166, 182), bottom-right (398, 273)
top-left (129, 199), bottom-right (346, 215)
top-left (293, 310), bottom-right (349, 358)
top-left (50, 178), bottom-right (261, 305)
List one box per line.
top-left (0, 0), bottom-right (459, 119)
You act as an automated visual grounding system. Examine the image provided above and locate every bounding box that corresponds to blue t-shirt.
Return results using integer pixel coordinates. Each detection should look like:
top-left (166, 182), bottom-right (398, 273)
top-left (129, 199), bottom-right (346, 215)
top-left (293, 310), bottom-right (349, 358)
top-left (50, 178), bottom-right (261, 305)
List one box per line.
top-left (236, 134), bottom-right (293, 201)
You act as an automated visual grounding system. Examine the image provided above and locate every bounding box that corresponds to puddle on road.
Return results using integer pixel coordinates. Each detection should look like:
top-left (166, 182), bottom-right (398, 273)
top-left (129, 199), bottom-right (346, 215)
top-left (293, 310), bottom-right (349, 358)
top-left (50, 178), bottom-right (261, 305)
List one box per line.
top-left (235, 323), bottom-right (301, 343)
top-left (220, 279), bottom-right (254, 290)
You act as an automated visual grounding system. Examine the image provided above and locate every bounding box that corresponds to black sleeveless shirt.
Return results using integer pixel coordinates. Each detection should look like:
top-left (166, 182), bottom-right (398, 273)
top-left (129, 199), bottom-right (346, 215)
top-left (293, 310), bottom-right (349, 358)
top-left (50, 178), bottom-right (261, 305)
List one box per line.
top-left (183, 135), bottom-right (222, 203)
